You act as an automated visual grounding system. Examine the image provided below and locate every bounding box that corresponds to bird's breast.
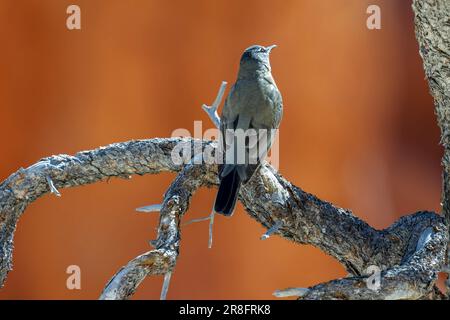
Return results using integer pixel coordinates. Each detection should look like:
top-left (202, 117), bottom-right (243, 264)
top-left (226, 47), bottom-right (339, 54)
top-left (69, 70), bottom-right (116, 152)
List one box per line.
top-left (224, 77), bottom-right (280, 129)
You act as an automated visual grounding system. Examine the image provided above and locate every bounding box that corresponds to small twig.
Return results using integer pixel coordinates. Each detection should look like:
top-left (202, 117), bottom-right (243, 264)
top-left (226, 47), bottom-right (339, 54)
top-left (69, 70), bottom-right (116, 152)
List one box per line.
top-left (261, 220), bottom-right (283, 240)
top-left (183, 208), bottom-right (216, 249)
top-left (136, 204), bottom-right (162, 213)
top-left (45, 176), bottom-right (61, 197)
top-left (273, 287), bottom-right (310, 298)
top-left (202, 81), bottom-right (226, 128)
top-left (208, 210), bottom-right (215, 249)
top-left (183, 215), bottom-right (212, 226)
top-left (160, 272), bottom-right (172, 300)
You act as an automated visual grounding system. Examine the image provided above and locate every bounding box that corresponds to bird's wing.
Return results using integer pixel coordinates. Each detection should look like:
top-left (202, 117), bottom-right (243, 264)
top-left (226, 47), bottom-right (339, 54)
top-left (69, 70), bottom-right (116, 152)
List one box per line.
top-left (219, 80), bottom-right (282, 184)
top-left (242, 82), bottom-right (283, 182)
top-left (218, 87), bottom-right (238, 179)
top-left (268, 83), bottom-right (283, 130)
top-left (261, 82), bottom-right (283, 153)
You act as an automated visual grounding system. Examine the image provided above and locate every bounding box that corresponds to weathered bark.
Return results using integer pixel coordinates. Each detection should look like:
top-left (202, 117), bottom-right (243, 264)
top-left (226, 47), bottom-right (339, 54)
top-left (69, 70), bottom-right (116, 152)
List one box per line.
top-left (413, 0), bottom-right (450, 296)
top-left (0, 138), bottom-right (447, 299)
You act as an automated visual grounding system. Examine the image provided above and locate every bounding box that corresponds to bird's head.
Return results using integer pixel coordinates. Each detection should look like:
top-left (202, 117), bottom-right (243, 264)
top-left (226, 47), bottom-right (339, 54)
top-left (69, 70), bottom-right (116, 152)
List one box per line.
top-left (239, 45), bottom-right (277, 77)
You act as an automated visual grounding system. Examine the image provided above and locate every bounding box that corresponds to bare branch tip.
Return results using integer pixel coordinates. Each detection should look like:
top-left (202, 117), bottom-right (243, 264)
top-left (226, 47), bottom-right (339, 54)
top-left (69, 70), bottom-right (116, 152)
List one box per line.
top-left (160, 272), bottom-right (172, 300)
top-left (183, 215), bottom-right (212, 226)
top-left (136, 204), bottom-right (162, 213)
top-left (208, 211), bottom-right (215, 249)
top-left (261, 220), bottom-right (283, 240)
top-left (273, 287), bottom-right (310, 298)
top-left (45, 176), bottom-right (61, 197)
top-left (201, 81), bottom-right (227, 128)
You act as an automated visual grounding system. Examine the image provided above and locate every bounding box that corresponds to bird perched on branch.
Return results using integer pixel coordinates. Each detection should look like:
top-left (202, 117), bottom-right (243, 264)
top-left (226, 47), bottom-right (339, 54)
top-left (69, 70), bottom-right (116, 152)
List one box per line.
top-left (214, 45), bottom-right (283, 216)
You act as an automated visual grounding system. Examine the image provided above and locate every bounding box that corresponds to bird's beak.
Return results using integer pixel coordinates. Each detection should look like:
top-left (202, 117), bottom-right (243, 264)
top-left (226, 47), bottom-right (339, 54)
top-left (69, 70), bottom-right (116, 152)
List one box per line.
top-left (266, 45), bottom-right (277, 53)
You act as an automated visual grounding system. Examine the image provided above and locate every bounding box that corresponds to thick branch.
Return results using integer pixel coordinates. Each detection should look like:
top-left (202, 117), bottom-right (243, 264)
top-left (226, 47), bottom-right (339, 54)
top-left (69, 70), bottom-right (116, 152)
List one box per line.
top-left (0, 138), bottom-right (213, 287)
top-left (294, 220), bottom-right (447, 300)
top-left (0, 138), bottom-right (446, 299)
top-left (100, 162), bottom-right (210, 299)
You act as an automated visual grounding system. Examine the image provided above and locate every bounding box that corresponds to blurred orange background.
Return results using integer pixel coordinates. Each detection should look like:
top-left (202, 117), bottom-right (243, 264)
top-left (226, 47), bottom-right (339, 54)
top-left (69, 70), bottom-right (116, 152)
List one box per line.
top-left (0, 0), bottom-right (443, 299)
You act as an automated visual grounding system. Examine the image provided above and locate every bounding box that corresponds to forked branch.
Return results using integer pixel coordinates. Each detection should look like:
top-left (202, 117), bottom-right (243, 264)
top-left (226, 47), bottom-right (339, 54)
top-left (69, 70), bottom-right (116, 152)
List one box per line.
top-left (0, 0), bottom-right (449, 300)
top-left (0, 136), bottom-right (446, 299)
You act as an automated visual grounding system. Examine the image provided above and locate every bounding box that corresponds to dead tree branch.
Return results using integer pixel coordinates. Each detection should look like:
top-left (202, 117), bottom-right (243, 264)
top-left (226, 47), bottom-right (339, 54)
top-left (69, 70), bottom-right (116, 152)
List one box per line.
top-left (100, 161), bottom-right (213, 299)
top-left (0, 137), bottom-right (447, 299)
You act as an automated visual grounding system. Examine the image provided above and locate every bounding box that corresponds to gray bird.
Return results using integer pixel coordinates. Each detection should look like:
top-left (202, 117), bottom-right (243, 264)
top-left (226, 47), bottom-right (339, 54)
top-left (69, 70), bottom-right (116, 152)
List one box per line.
top-left (214, 44), bottom-right (283, 216)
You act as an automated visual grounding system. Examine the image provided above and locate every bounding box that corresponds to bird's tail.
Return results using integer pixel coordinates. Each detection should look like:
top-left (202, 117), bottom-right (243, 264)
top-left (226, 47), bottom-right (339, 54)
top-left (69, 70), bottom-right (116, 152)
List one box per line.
top-left (214, 167), bottom-right (242, 216)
